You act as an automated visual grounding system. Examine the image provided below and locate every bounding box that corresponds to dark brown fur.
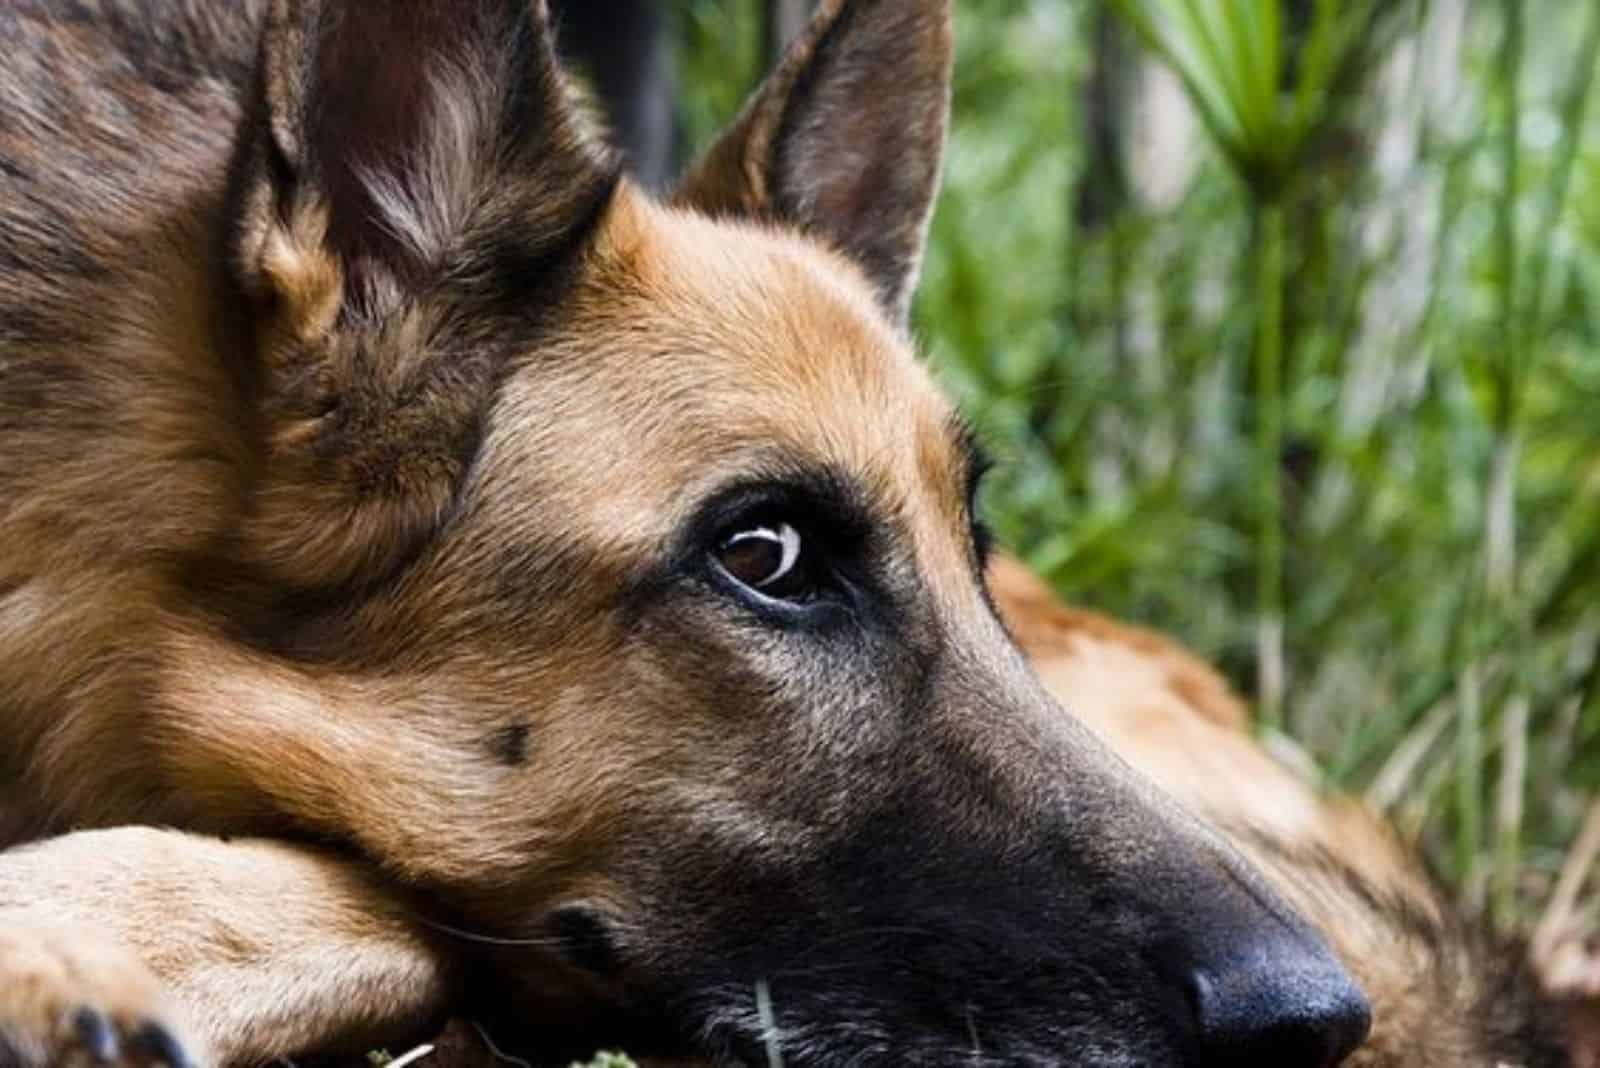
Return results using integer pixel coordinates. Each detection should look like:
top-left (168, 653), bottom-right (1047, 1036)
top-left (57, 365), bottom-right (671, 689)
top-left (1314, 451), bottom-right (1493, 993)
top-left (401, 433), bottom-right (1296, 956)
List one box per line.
top-left (3, 3), bottom-right (1370, 1067)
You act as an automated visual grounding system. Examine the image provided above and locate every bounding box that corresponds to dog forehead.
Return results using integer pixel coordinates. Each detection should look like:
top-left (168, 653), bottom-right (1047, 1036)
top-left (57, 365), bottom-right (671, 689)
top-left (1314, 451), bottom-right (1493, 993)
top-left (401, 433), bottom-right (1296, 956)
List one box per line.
top-left (483, 189), bottom-right (967, 534)
top-left (611, 192), bottom-right (929, 402)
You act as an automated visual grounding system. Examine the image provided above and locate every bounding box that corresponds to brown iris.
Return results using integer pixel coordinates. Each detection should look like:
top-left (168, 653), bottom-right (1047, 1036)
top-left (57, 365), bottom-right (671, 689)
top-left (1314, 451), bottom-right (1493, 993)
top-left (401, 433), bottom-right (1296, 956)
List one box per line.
top-left (715, 522), bottom-right (811, 600)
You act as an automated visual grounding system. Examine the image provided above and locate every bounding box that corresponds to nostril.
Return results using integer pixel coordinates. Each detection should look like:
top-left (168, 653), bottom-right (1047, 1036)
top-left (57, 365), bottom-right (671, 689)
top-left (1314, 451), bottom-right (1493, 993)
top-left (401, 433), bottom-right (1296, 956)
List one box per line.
top-left (1188, 948), bottom-right (1371, 1067)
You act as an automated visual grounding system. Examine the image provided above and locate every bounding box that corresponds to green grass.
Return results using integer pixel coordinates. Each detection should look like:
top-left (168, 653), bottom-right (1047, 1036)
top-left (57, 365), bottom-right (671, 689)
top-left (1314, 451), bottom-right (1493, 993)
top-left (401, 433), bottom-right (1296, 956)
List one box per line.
top-left (674, 0), bottom-right (1600, 931)
top-left (570, 1055), bottom-right (637, 1068)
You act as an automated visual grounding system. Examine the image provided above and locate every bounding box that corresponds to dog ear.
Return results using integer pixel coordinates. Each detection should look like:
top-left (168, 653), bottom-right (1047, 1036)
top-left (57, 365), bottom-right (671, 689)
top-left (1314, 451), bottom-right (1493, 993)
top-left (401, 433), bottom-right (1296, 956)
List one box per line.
top-left (235, 0), bottom-right (613, 301)
top-left (674, 0), bottom-right (953, 326)
top-left (228, 0), bottom-right (616, 591)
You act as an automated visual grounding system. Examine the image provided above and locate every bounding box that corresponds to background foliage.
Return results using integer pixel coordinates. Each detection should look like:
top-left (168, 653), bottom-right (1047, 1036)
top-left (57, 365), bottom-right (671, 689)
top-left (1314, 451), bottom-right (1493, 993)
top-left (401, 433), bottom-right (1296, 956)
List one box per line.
top-left (672, 0), bottom-right (1600, 930)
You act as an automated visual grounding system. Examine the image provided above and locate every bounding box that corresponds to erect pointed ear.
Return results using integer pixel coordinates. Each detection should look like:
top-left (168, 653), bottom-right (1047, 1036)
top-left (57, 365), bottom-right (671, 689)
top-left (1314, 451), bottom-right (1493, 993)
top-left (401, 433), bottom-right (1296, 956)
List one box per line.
top-left (234, 0), bottom-right (614, 307)
top-left (673, 0), bottom-right (953, 326)
top-left (226, 0), bottom-right (618, 592)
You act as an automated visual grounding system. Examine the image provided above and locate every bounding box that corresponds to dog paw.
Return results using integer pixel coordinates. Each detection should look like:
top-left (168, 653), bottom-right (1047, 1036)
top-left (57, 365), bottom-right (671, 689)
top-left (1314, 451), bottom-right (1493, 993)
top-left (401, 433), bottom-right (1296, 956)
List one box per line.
top-left (0, 925), bottom-right (203, 1068)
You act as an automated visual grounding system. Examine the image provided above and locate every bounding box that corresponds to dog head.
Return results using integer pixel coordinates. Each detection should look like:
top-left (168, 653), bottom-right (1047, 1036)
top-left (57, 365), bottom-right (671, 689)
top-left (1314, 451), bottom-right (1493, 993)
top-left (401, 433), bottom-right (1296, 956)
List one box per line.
top-left (175, 1), bottom-right (1370, 1063)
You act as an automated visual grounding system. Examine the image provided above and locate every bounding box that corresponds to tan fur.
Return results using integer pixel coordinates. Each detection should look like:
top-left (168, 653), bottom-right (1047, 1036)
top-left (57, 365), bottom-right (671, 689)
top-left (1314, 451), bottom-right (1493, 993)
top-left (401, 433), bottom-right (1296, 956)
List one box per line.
top-left (0, 831), bottom-right (449, 1065)
top-left (0, 2), bottom-right (1391, 1066)
top-left (986, 556), bottom-right (1247, 731)
top-left (0, 923), bottom-right (178, 1068)
top-left (0, 0), bottom-right (954, 866)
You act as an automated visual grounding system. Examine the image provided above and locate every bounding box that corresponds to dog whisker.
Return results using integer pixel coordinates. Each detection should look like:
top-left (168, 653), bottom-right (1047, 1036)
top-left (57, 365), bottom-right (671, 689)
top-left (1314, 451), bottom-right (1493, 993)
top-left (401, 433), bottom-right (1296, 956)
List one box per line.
top-left (416, 916), bottom-right (565, 949)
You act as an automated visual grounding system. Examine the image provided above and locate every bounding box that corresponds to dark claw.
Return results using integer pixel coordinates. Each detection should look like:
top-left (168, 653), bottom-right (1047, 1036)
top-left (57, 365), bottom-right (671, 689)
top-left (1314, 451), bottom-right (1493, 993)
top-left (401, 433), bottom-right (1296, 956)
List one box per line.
top-left (128, 1020), bottom-right (193, 1068)
top-left (71, 1007), bottom-right (118, 1064)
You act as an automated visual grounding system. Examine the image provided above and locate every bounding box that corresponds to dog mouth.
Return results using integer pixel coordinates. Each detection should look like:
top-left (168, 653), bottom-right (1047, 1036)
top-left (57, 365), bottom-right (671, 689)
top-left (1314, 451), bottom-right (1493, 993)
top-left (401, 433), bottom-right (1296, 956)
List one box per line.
top-left (667, 980), bottom-right (1177, 1068)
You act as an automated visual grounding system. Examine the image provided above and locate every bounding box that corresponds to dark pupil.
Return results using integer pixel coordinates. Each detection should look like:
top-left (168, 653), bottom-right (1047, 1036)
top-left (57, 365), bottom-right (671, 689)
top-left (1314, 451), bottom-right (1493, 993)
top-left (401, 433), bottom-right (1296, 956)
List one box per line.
top-left (720, 531), bottom-right (787, 589)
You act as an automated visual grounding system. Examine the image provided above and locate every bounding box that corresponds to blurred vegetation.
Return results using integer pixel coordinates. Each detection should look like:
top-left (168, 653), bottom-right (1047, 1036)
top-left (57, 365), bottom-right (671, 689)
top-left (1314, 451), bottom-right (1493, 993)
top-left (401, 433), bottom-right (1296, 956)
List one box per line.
top-left (672, 0), bottom-right (1600, 927)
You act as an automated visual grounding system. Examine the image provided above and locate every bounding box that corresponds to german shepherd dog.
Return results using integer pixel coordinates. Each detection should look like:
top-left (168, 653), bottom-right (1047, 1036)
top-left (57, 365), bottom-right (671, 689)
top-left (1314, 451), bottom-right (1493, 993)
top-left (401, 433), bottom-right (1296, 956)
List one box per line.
top-left (1, 0), bottom-right (1381, 1065)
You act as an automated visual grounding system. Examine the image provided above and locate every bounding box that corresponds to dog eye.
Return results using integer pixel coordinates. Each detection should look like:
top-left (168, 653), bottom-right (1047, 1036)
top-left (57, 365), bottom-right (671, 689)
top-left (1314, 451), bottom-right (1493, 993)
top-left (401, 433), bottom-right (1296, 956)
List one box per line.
top-left (714, 521), bottom-right (812, 601)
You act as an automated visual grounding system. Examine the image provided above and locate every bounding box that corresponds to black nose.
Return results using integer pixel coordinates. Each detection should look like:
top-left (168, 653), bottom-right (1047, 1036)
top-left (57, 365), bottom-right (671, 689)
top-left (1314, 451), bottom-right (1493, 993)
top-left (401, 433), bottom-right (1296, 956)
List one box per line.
top-left (1185, 935), bottom-right (1371, 1066)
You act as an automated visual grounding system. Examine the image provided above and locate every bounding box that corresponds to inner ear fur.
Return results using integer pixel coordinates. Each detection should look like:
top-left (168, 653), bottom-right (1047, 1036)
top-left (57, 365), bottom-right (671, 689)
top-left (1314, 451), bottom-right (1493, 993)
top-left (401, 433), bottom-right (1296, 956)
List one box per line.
top-left (225, 0), bottom-right (617, 592)
top-left (674, 0), bottom-right (953, 326)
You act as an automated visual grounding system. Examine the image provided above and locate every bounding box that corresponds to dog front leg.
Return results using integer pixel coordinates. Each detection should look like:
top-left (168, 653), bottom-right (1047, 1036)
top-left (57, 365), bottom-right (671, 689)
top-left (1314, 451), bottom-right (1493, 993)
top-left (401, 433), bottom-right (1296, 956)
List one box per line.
top-left (0, 828), bottom-right (451, 1067)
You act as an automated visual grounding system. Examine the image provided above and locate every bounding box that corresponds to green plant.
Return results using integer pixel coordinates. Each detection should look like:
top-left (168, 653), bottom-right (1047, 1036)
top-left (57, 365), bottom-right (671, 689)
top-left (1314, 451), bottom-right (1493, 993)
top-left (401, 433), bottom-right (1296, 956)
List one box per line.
top-left (676, 0), bottom-right (1600, 929)
top-left (571, 1054), bottom-right (637, 1068)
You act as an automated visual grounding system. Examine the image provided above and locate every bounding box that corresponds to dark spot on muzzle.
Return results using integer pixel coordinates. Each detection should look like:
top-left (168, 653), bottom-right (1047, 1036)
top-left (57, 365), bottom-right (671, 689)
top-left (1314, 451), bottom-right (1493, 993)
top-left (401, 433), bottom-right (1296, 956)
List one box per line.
top-left (487, 722), bottom-right (531, 767)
